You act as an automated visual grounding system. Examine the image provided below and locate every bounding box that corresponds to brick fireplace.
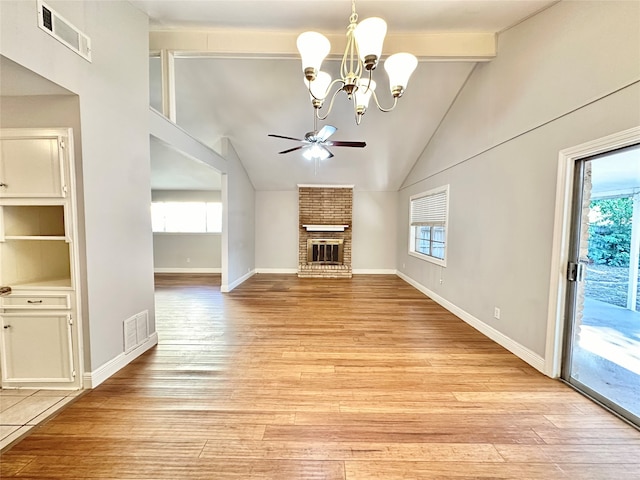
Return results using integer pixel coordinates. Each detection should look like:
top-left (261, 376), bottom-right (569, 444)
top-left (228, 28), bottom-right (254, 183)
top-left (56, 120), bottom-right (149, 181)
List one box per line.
top-left (298, 185), bottom-right (353, 278)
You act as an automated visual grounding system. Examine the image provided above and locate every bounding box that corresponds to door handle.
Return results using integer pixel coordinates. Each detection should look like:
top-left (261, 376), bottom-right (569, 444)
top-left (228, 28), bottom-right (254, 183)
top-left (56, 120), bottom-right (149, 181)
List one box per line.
top-left (0, 182), bottom-right (7, 187)
top-left (567, 261), bottom-right (587, 282)
top-left (3, 325), bottom-right (11, 329)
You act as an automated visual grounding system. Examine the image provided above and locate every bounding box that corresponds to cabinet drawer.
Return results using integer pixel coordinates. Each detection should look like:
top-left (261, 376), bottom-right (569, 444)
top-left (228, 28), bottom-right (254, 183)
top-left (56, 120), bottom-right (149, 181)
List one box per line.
top-left (1, 294), bottom-right (70, 309)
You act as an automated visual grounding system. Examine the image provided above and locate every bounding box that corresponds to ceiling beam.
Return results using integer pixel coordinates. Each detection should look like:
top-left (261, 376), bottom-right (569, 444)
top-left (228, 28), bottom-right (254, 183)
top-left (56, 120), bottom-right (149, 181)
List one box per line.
top-left (150, 30), bottom-right (496, 62)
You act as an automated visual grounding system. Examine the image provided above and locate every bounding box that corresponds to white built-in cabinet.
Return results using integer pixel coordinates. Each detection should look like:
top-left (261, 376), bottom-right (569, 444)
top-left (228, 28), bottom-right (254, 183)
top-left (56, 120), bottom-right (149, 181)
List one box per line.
top-left (0, 128), bottom-right (81, 389)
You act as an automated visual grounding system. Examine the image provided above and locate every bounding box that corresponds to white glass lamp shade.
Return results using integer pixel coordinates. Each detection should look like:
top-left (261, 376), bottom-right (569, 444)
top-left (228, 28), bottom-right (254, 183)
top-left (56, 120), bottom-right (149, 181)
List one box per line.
top-left (303, 144), bottom-right (331, 161)
top-left (384, 52), bottom-right (418, 94)
top-left (355, 79), bottom-right (376, 109)
top-left (354, 17), bottom-right (387, 65)
top-left (305, 71), bottom-right (332, 100)
top-left (297, 32), bottom-right (331, 74)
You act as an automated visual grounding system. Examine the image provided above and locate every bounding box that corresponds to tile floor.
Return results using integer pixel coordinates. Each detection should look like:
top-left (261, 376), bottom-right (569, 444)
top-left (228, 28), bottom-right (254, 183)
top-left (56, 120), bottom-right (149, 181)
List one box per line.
top-left (0, 389), bottom-right (83, 451)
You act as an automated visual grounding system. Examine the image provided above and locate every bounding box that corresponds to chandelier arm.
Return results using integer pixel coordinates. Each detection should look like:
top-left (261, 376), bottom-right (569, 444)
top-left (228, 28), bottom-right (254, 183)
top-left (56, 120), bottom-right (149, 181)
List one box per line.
top-left (307, 78), bottom-right (345, 102)
top-left (370, 89), bottom-right (399, 113)
top-left (366, 69), bottom-right (375, 90)
top-left (315, 86), bottom-right (344, 121)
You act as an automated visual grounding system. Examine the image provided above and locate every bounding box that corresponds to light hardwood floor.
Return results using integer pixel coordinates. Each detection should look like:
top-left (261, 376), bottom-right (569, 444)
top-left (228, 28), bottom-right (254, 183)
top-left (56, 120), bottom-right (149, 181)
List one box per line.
top-left (1, 274), bottom-right (639, 479)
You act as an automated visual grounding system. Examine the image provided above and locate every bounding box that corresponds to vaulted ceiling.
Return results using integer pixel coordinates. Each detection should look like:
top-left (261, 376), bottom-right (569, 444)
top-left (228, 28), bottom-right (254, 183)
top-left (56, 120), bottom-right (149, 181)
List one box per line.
top-left (134, 0), bottom-right (558, 191)
top-left (3, 1), bottom-right (560, 192)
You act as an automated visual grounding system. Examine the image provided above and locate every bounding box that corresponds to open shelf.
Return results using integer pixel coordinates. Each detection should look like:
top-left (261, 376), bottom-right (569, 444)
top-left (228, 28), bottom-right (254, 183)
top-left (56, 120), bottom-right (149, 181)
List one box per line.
top-left (4, 236), bottom-right (67, 241)
top-left (2, 205), bottom-right (65, 237)
top-left (0, 239), bottom-right (71, 288)
top-left (7, 277), bottom-right (72, 289)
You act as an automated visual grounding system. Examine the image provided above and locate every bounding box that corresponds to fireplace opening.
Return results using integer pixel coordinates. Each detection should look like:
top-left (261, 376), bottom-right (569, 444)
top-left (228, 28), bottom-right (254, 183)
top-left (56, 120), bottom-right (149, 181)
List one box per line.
top-left (307, 239), bottom-right (344, 264)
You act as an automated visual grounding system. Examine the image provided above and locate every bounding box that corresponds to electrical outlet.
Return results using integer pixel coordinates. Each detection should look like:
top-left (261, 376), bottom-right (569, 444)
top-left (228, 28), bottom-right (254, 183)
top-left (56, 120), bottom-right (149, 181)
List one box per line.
top-left (402, 263), bottom-right (405, 269)
top-left (494, 307), bottom-right (501, 320)
top-left (186, 257), bottom-right (191, 263)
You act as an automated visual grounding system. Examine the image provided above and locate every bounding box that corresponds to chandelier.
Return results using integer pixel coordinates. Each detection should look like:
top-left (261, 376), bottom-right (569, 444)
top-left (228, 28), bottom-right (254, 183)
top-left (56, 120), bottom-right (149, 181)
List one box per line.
top-left (297, 0), bottom-right (418, 125)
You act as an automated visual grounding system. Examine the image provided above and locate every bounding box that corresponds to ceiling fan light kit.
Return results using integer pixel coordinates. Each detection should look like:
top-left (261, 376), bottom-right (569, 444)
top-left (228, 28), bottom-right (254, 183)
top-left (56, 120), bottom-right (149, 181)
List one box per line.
top-left (268, 123), bottom-right (366, 166)
top-left (297, 0), bottom-right (418, 124)
top-left (302, 144), bottom-right (332, 161)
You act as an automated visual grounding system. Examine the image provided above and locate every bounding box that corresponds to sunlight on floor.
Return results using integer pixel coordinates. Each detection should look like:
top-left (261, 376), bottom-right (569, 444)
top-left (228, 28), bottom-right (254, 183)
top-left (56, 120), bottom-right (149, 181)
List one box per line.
top-left (579, 325), bottom-right (640, 376)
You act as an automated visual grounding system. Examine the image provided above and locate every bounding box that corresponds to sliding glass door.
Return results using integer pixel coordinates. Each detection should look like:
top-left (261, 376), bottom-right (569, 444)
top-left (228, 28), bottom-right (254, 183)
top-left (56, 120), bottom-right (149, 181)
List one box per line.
top-left (562, 144), bottom-right (640, 426)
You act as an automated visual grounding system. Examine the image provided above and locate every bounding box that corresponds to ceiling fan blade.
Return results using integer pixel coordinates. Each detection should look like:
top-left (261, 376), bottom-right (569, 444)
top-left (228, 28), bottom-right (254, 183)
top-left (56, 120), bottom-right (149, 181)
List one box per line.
top-left (316, 125), bottom-right (337, 142)
top-left (268, 134), bottom-right (303, 142)
top-left (327, 141), bottom-right (367, 148)
top-left (278, 146), bottom-right (304, 154)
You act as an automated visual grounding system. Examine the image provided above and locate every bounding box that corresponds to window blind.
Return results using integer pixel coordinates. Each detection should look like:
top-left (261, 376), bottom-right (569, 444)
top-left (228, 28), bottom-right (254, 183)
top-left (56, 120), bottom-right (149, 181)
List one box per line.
top-left (410, 190), bottom-right (447, 226)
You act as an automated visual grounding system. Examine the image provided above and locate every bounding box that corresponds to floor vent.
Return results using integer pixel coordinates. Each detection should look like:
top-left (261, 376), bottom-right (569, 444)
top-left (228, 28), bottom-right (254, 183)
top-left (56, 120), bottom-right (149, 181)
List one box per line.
top-left (37, 1), bottom-right (92, 62)
top-left (123, 311), bottom-right (149, 353)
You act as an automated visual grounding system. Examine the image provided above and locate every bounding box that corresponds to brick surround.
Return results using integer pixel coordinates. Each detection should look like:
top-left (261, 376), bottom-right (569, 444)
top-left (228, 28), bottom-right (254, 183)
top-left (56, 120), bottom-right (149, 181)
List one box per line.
top-left (298, 186), bottom-right (353, 278)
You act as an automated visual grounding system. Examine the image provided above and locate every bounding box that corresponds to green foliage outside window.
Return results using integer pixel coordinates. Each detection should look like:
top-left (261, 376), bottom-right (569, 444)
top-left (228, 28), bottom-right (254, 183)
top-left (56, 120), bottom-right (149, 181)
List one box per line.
top-left (588, 197), bottom-right (633, 266)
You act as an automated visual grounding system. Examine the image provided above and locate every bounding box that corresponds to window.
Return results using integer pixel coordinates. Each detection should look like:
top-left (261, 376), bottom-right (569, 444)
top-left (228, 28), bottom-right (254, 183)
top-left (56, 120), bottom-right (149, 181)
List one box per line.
top-left (151, 202), bottom-right (222, 233)
top-left (409, 185), bottom-right (449, 266)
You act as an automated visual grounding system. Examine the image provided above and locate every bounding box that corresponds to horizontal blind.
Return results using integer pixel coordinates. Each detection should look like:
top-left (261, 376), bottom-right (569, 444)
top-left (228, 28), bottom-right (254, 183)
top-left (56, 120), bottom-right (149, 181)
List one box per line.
top-left (411, 190), bottom-right (447, 226)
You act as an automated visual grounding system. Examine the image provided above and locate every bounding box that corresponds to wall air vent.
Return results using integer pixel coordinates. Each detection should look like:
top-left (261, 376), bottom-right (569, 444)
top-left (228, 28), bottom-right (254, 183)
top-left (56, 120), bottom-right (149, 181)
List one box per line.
top-left (123, 311), bottom-right (150, 353)
top-left (37, 0), bottom-right (92, 62)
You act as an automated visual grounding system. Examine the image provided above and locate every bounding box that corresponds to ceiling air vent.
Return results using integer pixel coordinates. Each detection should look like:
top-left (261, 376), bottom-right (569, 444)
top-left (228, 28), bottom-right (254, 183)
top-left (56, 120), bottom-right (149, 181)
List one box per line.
top-left (37, 0), bottom-right (92, 62)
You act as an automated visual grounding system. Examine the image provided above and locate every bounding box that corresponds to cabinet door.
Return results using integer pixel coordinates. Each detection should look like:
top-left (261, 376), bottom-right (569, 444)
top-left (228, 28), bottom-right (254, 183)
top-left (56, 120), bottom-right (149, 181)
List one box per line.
top-left (0, 313), bottom-right (74, 384)
top-left (0, 136), bottom-right (65, 198)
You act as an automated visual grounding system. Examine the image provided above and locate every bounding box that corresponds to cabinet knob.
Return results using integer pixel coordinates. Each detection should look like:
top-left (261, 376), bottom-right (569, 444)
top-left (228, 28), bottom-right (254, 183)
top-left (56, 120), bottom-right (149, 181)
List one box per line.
top-left (3, 325), bottom-right (11, 329)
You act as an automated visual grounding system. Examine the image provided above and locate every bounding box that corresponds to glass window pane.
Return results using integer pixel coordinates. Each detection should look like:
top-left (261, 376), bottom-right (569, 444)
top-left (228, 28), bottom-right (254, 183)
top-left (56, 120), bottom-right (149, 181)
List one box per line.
top-left (151, 203), bottom-right (166, 232)
top-left (206, 203), bottom-right (222, 232)
top-left (164, 202), bottom-right (207, 232)
top-left (433, 226), bottom-right (445, 242)
top-left (149, 56), bottom-right (162, 112)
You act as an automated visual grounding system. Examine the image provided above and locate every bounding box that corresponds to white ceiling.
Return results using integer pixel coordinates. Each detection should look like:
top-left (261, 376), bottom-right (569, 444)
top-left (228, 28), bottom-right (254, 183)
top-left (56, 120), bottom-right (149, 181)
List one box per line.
top-left (150, 137), bottom-right (223, 190)
top-left (136, 0), bottom-right (558, 191)
top-left (132, 0), bottom-right (556, 34)
top-left (2, 1), bottom-right (562, 192)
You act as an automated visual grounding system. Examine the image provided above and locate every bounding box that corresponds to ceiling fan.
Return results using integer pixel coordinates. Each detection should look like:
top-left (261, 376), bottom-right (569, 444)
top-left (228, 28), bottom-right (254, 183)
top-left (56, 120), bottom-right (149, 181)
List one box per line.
top-left (268, 124), bottom-right (366, 161)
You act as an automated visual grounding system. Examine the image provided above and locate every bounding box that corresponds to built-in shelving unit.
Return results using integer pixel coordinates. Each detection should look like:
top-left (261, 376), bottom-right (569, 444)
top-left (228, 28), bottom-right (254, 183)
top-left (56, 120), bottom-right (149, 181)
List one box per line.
top-left (0, 128), bottom-right (80, 389)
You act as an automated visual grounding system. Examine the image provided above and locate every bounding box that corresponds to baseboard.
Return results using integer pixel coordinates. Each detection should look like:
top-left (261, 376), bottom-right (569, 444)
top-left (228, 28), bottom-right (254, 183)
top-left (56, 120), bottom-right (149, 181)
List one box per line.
top-left (396, 272), bottom-right (546, 374)
top-left (154, 267), bottom-right (221, 273)
top-left (83, 332), bottom-right (158, 389)
top-left (353, 269), bottom-right (398, 275)
top-left (221, 269), bottom-right (256, 293)
top-left (255, 268), bottom-right (298, 274)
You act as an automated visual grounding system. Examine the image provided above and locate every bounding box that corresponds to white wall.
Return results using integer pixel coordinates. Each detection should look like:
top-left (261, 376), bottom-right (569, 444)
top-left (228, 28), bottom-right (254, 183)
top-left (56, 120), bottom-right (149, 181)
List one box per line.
top-left (153, 234), bottom-right (222, 271)
top-left (255, 191), bottom-right (298, 271)
top-left (220, 138), bottom-right (256, 291)
top-left (255, 189), bottom-right (398, 273)
top-left (352, 191), bottom-right (397, 272)
top-left (0, 1), bottom-right (155, 373)
top-left (398, 0), bottom-right (640, 365)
